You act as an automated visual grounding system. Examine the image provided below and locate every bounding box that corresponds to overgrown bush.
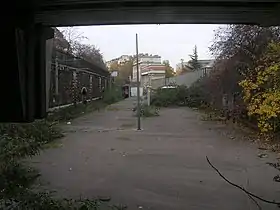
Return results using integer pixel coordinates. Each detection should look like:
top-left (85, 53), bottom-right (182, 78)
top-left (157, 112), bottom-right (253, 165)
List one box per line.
top-left (1, 189), bottom-right (126, 210)
top-left (151, 86), bottom-right (186, 107)
top-left (0, 120), bottom-right (62, 199)
top-left (0, 162), bottom-right (40, 198)
top-left (239, 41), bottom-right (280, 133)
top-left (47, 100), bottom-right (105, 122)
top-left (102, 86), bottom-right (123, 105)
top-left (151, 88), bottom-right (177, 107)
top-left (0, 97), bottom-right (125, 209)
top-left (133, 104), bottom-right (159, 117)
top-left (150, 85), bottom-right (207, 108)
top-left (0, 121), bottom-right (63, 153)
top-left (184, 81), bottom-right (209, 108)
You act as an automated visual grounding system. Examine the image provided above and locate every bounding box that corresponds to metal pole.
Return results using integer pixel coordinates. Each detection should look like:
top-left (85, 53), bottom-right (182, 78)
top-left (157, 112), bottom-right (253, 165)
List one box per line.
top-left (147, 72), bottom-right (151, 106)
top-left (136, 33), bottom-right (141, 130)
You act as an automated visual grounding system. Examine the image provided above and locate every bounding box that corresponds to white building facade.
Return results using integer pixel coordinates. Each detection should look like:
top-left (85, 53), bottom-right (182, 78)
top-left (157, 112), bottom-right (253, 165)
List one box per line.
top-left (117, 55), bottom-right (130, 64)
top-left (106, 55), bottom-right (131, 68)
top-left (132, 55), bottom-right (163, 83)
top-left (140, 64), bottom-right (166, 86)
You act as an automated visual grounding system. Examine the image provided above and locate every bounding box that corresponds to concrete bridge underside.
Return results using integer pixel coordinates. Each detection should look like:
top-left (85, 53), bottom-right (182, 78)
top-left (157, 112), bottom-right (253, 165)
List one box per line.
top-left (2, 0), bottom-right (280, 122)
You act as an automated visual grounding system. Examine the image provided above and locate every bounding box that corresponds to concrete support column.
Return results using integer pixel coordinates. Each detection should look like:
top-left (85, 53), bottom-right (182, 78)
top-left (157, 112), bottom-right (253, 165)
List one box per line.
top-left (45, 38), bottom-right (53, 111)
top-left (32, 25), bottom-right (54, 119)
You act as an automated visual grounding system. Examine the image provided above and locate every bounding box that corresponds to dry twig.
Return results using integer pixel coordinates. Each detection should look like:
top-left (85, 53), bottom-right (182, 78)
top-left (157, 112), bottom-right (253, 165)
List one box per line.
top-left (206, 156), bottom-right (280, 207)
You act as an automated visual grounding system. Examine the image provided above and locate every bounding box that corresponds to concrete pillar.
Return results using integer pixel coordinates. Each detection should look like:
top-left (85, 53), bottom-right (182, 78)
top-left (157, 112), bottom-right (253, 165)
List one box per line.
top-left (45, 38), bottom-right (53, 111)
top-left (0, 18), bottom-right (54, 122)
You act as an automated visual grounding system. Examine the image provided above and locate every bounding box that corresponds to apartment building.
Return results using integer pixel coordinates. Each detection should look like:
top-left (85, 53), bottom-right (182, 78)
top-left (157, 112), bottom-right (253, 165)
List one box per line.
top-left (106, 55), bottom-right (131, 68)
top-left (131, 54), bottom-right (164, 84)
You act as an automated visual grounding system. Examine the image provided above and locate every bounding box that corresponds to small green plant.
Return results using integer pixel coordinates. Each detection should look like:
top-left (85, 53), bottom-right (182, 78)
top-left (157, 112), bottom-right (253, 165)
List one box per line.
top-left (133, 104), bottom-right (160, 117)
top-left (0, 189), bottom-right (127, 210)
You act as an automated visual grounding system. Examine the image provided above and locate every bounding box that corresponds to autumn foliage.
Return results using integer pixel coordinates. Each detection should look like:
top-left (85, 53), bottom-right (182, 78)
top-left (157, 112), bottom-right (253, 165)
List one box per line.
top-left (190, 25), bottom-right (280, 133)
top-left (239, 42), bottom-right (280, 132)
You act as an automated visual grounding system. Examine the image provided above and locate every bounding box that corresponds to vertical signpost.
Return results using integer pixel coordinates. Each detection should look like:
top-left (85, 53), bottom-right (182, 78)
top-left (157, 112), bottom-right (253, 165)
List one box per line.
top-left (136, 33), bottom-right (141, 130)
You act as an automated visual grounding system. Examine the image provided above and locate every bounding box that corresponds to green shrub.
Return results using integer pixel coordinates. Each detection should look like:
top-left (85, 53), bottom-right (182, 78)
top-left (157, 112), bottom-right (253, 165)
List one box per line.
top-left (0, 135), bottom-right (41, 163)
top-left (0, 121), bottom-right (63, 198)
top-left (150, 85), bottom-right (208, 108)
top-left (175, 86), bottom-right (190, 106)
top-left (0, 189), bottom-right (126, 210)
top-left (47, 101), bottom-right (104, 122)
top-left (0, 89), bottom-right (127, 209)
top-left (133, 104), bottom-right (159, 117)
top-left (0, 162), bottom-right (40, 198)
top-left (0, 121), bottom-right (63, 151)
top-left (151, 86), bottom-right (189, 107)
top-left (151, 88), bottom-right (178, 107)
top-left (185, 84), bottom-right (208, 108)
top-left (103, 86), bottom-right (122, 105)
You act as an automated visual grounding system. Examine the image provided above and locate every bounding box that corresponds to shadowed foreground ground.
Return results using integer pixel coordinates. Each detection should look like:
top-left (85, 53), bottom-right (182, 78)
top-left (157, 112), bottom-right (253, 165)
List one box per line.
top-left (30, 98), bottom-right (280, 210)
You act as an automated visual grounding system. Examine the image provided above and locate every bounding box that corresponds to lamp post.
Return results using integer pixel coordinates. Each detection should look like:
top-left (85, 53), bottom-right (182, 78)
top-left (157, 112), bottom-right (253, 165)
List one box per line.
top-left (136, 34), bottom-right (141, 130)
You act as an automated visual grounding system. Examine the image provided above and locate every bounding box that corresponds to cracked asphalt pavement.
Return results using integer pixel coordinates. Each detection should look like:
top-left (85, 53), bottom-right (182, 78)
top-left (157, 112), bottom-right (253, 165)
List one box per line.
top-left (30, 98), bottom-right (280, 210)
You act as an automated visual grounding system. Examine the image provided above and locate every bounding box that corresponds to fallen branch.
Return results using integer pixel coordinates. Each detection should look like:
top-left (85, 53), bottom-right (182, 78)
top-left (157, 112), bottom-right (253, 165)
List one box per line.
top-left (247, 193), bottom-right (262, 210)
top-left (206, 156), bottom-right (280, 206)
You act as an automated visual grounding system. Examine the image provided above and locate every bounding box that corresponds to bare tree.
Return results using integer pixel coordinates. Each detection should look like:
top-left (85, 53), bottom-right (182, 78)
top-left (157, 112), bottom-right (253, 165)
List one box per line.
top-left (210, 25), bottom-right (280, 73)
top-left (54, 27), bottom-right (107, 69)
top-left (197, 25), bottom-right (280, 115)
top-left (53, 28), bottom-right (70, 51)
top-left (74, 42), bottom-right (106, 68)
top-left (60, 27), bottom-right (88, 53)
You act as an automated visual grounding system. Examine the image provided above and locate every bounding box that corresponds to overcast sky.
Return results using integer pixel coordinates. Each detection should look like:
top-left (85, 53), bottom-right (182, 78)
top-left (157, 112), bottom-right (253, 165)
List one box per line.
top-left (62, 24), bottom-right (222, 68)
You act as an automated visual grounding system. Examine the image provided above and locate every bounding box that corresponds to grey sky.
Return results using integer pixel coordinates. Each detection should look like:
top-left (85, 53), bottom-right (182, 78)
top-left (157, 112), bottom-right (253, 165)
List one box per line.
top-left (70, 24), bottom-right (222, 68)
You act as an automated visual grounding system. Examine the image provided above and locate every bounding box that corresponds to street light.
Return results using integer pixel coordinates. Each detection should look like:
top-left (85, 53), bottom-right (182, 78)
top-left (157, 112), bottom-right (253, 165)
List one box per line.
top-left (136, 33), bottom-right (141, 130)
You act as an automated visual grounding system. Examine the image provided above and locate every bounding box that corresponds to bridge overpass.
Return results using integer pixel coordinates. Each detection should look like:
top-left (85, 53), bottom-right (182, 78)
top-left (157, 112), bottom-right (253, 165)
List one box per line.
top-left (3, 0), bottom-right (280, 122)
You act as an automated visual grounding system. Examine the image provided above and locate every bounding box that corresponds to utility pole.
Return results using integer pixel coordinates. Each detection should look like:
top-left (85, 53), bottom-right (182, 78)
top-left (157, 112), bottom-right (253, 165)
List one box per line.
top-left (147, 72), bottom-right (151, 106)
top-left (136, 33), bottom-right (141, 130)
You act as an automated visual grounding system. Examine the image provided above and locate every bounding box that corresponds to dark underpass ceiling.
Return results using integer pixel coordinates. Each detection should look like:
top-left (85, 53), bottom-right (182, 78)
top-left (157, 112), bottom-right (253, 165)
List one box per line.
top-left (23, 0), bottom-right (280, 26)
